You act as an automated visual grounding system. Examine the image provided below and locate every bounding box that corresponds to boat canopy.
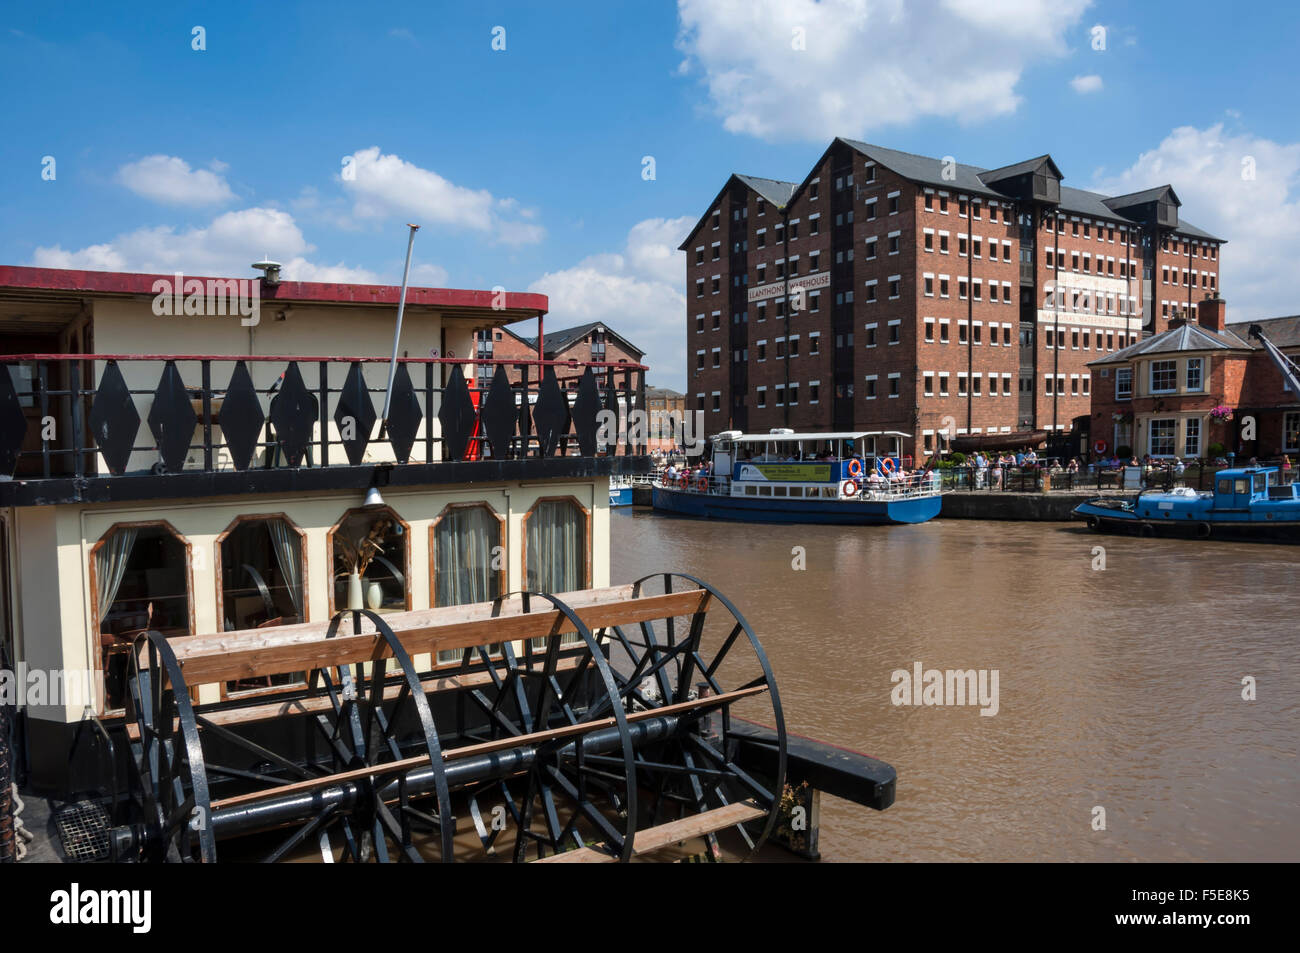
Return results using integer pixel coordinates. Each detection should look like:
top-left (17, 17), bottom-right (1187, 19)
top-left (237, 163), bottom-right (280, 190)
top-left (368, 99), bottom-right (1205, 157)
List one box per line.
top-left (719, 431), bottom-right (911, 445)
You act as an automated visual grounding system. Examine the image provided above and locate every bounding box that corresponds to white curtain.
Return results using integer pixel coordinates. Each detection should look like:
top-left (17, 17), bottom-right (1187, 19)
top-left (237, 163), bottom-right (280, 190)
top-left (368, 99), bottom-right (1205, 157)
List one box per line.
top-left (434, 507), bottom-right (498, 607)
top-left (526, 500), bottom-right (583, 594)
top-left (96, 527), bottom-right (138, 620)
top-left (267, 519), bottom-right (303, 618)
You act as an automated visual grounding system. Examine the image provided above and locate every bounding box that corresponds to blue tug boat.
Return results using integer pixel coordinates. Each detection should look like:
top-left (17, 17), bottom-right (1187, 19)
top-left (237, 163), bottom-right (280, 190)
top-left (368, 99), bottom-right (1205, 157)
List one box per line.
top-left (1072, 466), bottom-right (1300, 540)
top-left (651, 430), bottom-right (943, 525)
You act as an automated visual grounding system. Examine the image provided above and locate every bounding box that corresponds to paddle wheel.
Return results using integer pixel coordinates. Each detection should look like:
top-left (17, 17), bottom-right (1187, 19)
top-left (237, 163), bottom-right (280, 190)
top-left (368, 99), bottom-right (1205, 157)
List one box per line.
top-left (111, 575), bottom-right (786, 863)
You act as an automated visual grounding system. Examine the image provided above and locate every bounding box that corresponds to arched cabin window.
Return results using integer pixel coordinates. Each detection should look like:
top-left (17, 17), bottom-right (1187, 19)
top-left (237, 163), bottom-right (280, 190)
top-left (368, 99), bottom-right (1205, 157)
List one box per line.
top-left (523, 497), bottom-right (590, 650)
top-left (430, 503), bottom-right (505, 665)
top-left (328, 506), bottom-right (410, 614)
top-left (216, 514), bottom-right (308, 697)
top-left (91, 521), bottom-right (193, 713)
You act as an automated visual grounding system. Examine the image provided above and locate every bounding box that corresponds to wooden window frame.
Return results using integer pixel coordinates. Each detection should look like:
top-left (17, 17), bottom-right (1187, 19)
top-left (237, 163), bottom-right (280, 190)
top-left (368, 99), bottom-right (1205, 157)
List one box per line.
top-left (428, 502), bottom-right (507, 609)
top-left (326, 505), bottom-right (413, 616)
top-left (213, 513), bottom-right (310, 701)
top-left (520, 496), bottom-right (592, 596)
top-left (87, 519), bottom-right (195, 716)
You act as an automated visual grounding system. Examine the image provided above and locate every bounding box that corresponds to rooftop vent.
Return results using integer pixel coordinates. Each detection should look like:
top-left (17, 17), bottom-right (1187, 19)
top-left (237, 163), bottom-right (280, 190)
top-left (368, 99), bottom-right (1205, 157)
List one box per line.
top-left (251, 258), bottom-right (282, 286)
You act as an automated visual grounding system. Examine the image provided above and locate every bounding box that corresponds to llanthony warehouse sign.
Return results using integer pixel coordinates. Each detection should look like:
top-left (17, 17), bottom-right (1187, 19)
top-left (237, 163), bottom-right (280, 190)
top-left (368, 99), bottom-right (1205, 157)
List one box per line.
top-left (746, 272), bottom-right (830, 303)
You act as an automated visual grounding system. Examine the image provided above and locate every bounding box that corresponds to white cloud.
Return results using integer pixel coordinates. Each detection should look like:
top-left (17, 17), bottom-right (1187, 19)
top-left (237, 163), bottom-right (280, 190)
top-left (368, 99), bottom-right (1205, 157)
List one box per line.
top-left (676, 0), bottom-right (1091, 141)
top-left (31, 206), bottom-right (396, 285)
top-left (116, 155), bottom-right (235, 206)
top-left (528, 218), bottom-right (693, 390)
top-left (1070, 74), bottom-right (1103, 94)
top-left (341, 146), bottom-right (545, 244)
top-left (1093, 123), bottom-right (1300, 322)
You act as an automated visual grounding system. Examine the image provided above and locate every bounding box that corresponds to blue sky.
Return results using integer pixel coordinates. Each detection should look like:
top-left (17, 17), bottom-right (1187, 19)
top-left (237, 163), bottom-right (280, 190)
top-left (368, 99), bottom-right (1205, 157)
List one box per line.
top-left (3, 1), bottom-right (1298, 390)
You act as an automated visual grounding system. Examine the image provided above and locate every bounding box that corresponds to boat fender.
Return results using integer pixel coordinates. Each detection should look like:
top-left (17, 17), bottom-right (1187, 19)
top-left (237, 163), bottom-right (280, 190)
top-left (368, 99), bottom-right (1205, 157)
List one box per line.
top-left (1195, 522), bottom-right (1212, 539)
top-left (879, 457), bottom-right (896, 474)
top-left (848, 458), bottom-right (864, 478)
top-left (1138, 523), bottom-right (1155, 537)
top-left (1086, 515), bottom-right (1100, 531)
top-left (843, 479), bottom-right (859, 497)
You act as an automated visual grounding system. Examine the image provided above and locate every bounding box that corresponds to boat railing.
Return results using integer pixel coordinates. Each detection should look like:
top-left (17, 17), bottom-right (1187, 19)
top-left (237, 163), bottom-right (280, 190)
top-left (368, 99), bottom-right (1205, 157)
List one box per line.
top-left (0, 352), bottom-right (650, 485)
top-left (660, 469), bottom-right (942, 500)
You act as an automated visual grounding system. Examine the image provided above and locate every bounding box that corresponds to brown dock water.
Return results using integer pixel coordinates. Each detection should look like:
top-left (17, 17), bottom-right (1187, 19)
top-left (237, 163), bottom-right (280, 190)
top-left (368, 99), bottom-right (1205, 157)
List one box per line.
top-left (611, 509), bottom-right (1300, 862)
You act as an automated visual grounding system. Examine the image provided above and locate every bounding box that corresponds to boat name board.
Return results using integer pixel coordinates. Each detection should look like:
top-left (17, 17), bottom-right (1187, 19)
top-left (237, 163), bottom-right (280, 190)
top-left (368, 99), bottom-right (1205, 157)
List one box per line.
top-left (738, 463), bottom-right (834, 482)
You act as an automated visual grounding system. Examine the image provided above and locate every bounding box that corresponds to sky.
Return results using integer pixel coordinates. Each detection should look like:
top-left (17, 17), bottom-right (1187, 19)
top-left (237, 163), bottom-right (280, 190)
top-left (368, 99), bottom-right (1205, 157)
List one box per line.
top-left (2, 0), bottom-right (1299, 392)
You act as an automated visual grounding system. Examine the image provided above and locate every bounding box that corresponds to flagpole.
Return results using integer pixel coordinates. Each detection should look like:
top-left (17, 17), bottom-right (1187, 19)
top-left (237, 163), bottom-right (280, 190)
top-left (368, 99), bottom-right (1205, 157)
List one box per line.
top-left (381, 223), bottom-right (420, 433)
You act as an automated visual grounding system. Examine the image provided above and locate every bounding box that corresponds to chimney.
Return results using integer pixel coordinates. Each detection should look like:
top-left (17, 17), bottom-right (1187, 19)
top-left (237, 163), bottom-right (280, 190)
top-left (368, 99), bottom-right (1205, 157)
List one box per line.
top-left (1198, 292), bottom-right (1226, 332)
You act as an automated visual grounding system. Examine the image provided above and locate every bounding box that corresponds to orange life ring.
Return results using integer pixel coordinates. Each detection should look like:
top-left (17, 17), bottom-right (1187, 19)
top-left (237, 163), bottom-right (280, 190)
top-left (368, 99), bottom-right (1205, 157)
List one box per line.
top-left (848, 458), bottom-right (864, 478)
top-left (879, 457), bottom-right (896, 473)
top-left (843, 479), bottom-right (859, 497)
top-left (1093, 439), bottom-right (1108, 454)
top-left (679, 473), bottom-right (689, 489)
top-left (697, 474), bottom-right (709, 491)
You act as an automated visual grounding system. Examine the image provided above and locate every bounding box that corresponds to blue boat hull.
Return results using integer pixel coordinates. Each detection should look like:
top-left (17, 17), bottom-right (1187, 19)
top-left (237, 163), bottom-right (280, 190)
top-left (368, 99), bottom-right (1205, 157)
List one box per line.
top-left (1073, 499), bottom-right (1300, 542)
top-left (608, 487), bottom-right (634, 507)
top-left (651, 486), bottom-right (941, 525)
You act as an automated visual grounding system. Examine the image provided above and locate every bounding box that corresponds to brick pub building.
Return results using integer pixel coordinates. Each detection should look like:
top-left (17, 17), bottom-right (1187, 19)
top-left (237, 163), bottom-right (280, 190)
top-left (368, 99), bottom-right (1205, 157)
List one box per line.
top-left (681, 139), bottom-right (1223, 461)
top-left (1089, 295), bottom-right (1300, 461)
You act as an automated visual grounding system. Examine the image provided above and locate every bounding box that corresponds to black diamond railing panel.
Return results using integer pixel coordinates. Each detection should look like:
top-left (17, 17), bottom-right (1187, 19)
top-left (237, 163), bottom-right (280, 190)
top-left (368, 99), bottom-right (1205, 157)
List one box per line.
top-left (436, 364), bottom-right (475, 462)
top-left (268, 362), bottom-right (319, 468)
top-left (146, 361), bottom-right (198, 473)
top-left (480, 365), bottom-right (516, 459)
top-left (571, 368), bottom-right (601, 457)
top-left (384, 362), bottom-right (423, 464)
top-left (0, 367), bottom-right (28, 478)
top-left (218, 361), bottom-right (265, 471)
top-left (88, 361), bottom-right (141, 476)
top-left (334, 362), bottom-right (376, 466)
top-left (532, 366), bottom-right (570, 458)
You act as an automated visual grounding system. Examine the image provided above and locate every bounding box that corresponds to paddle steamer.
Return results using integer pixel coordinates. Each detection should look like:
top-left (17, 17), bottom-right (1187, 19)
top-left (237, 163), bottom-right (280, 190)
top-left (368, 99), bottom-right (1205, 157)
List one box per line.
top-left (0, 264), bottom-right (894, 863)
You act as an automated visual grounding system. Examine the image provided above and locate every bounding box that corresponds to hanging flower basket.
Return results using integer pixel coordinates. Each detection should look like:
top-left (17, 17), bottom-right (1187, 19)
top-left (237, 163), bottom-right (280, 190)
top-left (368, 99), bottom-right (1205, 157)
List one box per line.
top-left (1209, 405), bottom-right (1234, 422)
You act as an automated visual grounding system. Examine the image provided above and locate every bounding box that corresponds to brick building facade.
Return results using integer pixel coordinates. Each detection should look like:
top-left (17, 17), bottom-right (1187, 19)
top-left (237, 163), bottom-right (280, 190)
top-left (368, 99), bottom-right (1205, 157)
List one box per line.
top-left (476, 322), bottom-right (644, 389)
top-left (681, 139), bottom-right (1224, 462)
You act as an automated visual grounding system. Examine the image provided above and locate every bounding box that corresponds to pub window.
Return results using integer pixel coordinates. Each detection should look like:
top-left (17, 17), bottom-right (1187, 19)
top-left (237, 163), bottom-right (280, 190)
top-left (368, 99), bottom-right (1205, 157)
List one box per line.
top-left (328, 506), bottom-right (410, 614)
top-left (92, 522), bottom-right (192, 713)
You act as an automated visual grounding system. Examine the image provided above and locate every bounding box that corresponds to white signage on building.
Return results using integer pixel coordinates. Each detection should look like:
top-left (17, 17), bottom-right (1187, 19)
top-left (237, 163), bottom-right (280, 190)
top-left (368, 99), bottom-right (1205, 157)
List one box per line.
top-left (746, 272), bottom-right (830, 303)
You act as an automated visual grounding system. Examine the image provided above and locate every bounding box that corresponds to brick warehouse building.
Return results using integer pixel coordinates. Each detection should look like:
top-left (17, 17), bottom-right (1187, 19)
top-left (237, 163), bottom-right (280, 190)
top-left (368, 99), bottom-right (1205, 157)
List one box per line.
top-left (474, 321), bottom-right (643, 389)
top-left (681, 139), bottom-right (1224, 461)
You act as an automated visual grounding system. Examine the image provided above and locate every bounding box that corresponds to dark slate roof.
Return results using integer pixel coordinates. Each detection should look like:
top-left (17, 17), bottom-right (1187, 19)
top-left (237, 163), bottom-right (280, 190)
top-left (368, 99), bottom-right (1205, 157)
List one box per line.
top-left (1103, 185), bottom-right (1181, 210)
top-left (1089, 322), bottom-right (1252, 367)
top-left (678, 173), bottom-right (799, 249)
top-left (646, 386), bottom-right (684, 399)
top-left (837, 138), bottom-right (1223, 242)
top-left (526, 321), bottom-right (644, 360)
top-left (734, 174), bottom-right (798, 208)
top-left (1230, 315), bottom-right (1300, 349)
top-left (978, 154), bottom-right (1062, 186)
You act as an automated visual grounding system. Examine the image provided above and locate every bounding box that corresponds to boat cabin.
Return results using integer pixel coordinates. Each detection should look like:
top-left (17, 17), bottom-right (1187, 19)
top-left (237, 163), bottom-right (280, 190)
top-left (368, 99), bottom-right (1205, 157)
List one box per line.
top-left (1134, 467), bottom-right (1299, 522)
top-left (710, 430), bottom-right (911, 499)
top-left (0, 265), bottom-right (649, 794)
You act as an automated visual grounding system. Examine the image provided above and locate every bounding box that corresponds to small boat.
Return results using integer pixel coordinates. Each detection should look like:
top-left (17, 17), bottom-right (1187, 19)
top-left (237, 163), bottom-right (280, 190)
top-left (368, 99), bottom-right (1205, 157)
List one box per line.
top-left (652, 430), bottom-right (942, 525)
top-left (608, 475), bottom-right (634, 507)
top-left (1073, 466), bottom-right (1300, 540)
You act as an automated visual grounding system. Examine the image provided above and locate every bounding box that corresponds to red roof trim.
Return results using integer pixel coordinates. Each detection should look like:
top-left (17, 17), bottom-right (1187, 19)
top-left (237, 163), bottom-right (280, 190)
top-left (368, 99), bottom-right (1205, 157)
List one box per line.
top-left (0, 265), bottom-right (548, 315)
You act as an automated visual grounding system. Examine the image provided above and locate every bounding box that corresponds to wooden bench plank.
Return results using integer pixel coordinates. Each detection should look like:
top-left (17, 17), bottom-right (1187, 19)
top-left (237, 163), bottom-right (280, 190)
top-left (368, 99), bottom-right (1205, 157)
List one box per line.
top-left (170, 589), bottom-right (710, 686)
top-left (535, 800), bottom-right (767, 863)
